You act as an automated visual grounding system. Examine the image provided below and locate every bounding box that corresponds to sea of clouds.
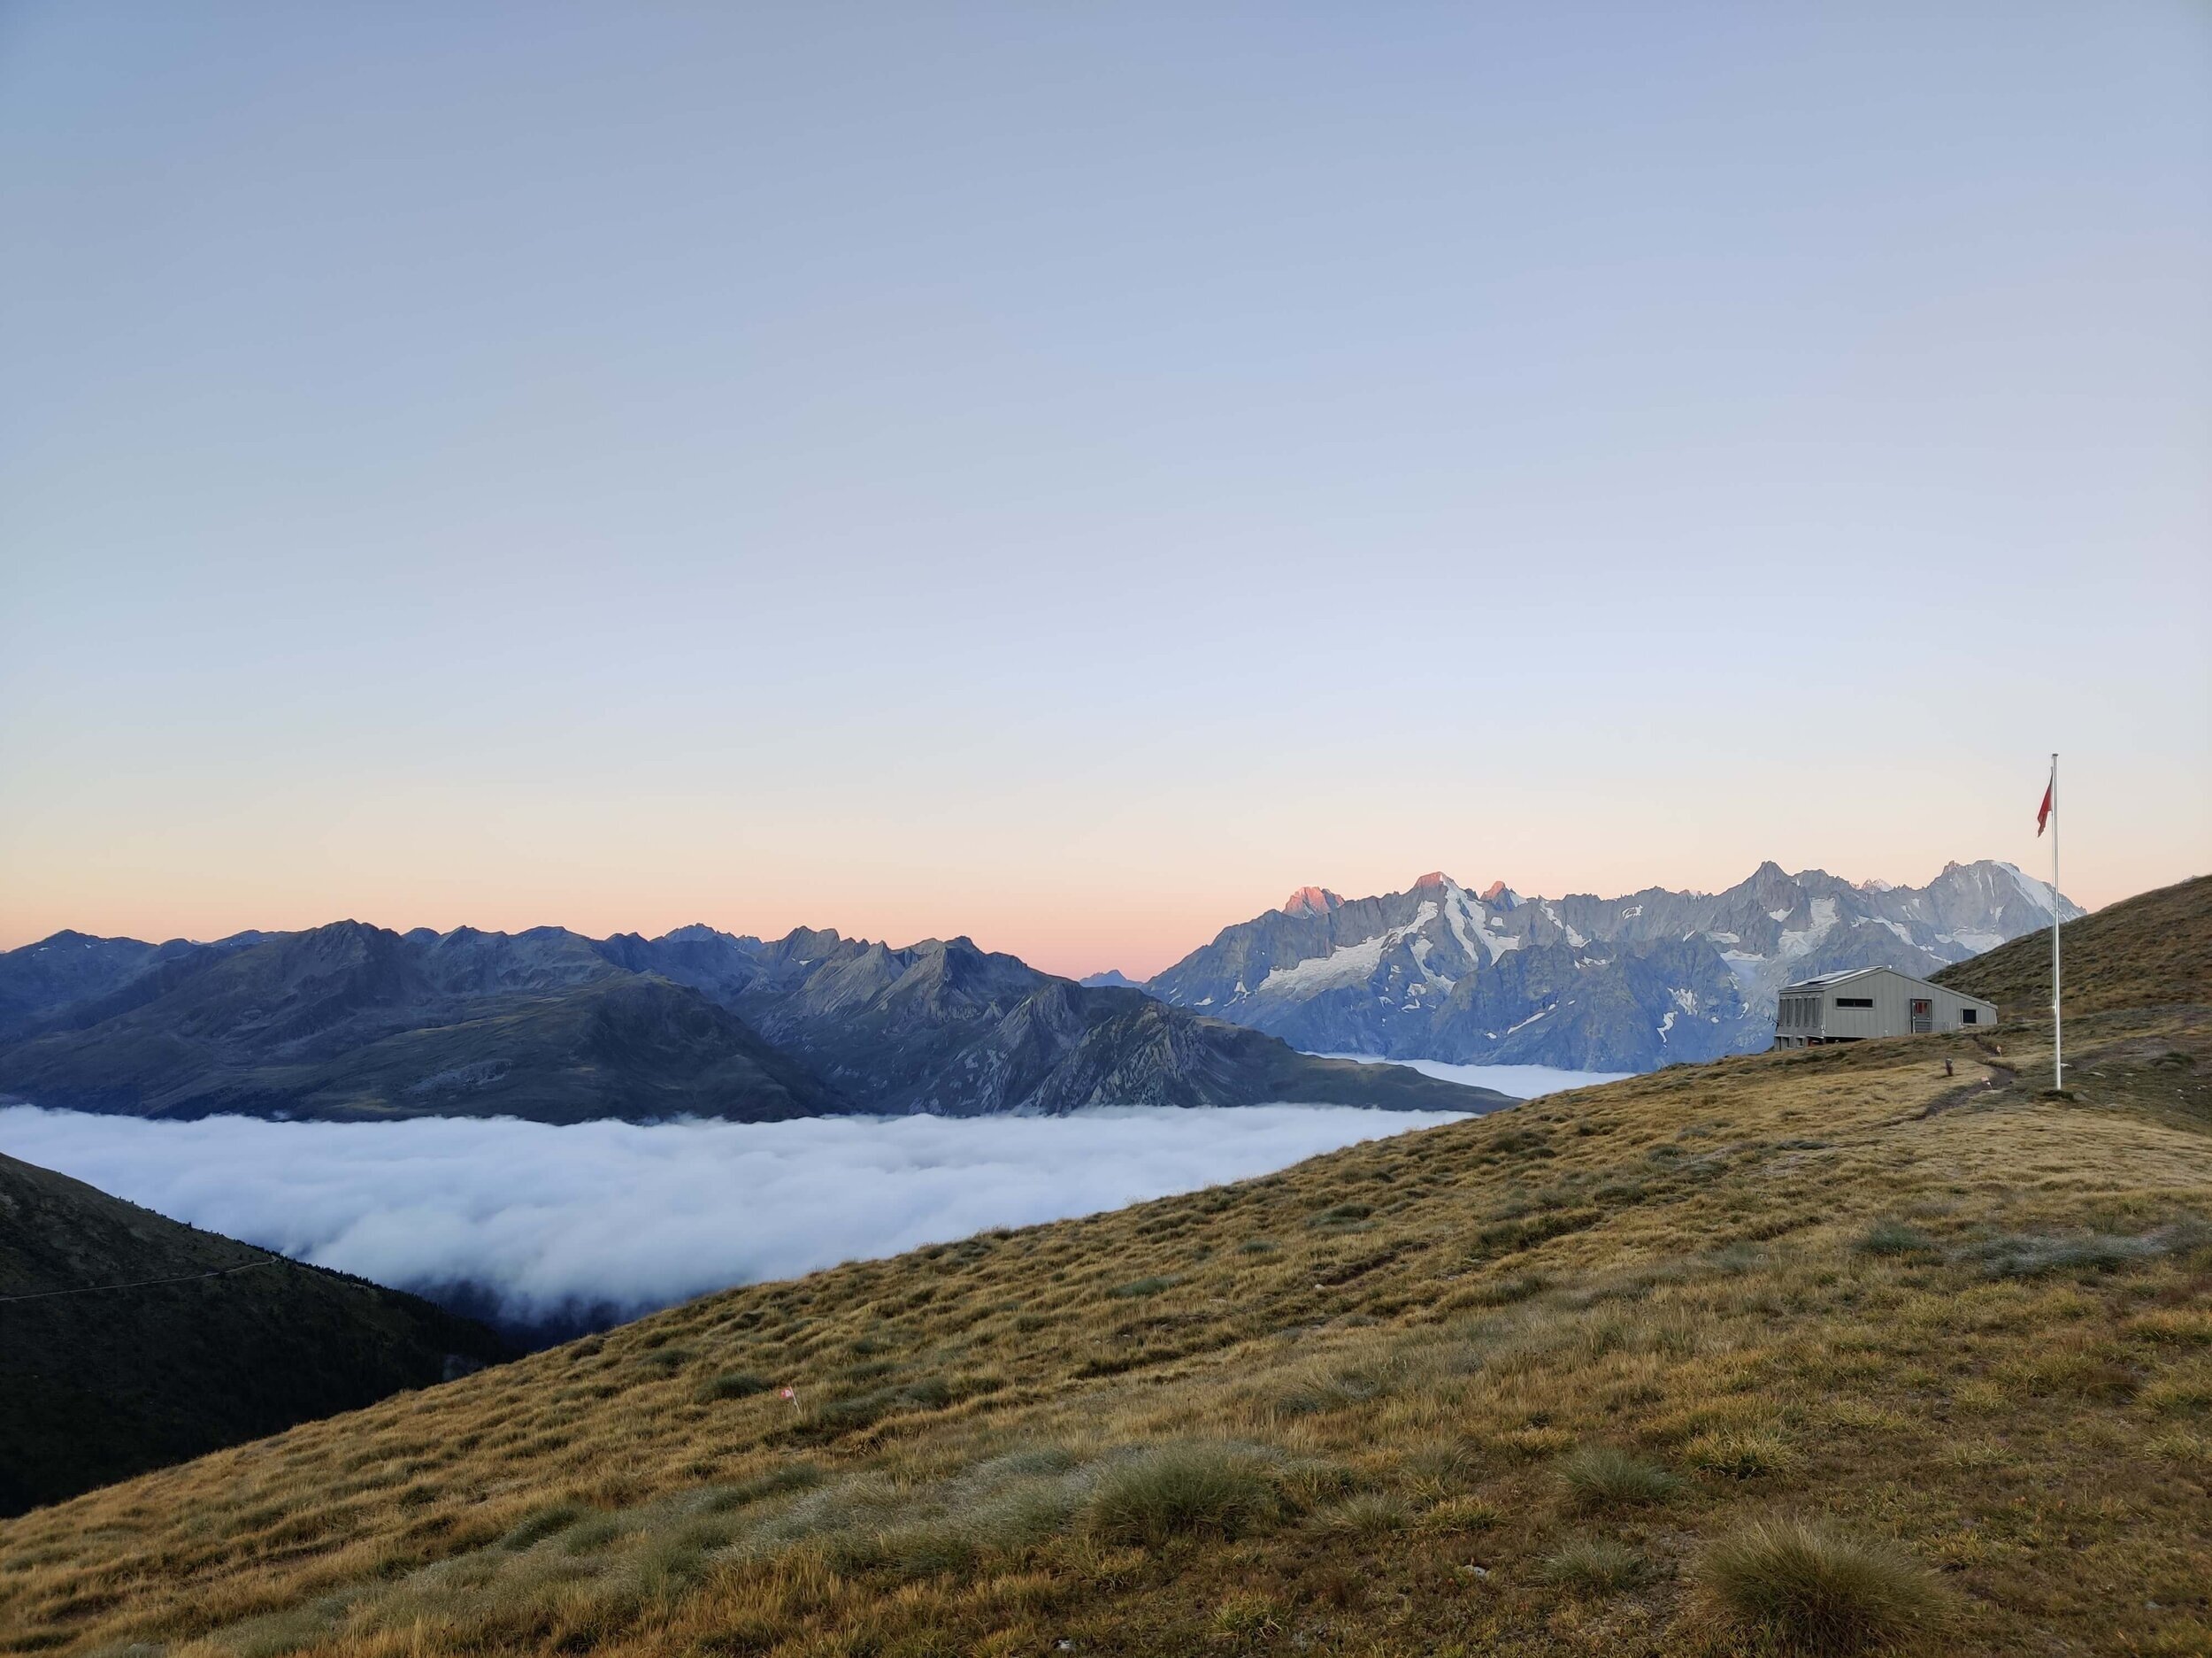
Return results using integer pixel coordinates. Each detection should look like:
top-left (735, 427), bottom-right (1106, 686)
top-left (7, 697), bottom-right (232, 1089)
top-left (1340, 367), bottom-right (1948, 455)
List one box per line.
top-left (0, 1103), bottom-right (1477, 1337)
top-left (1323, 1057), bottom-right (1632, 1095)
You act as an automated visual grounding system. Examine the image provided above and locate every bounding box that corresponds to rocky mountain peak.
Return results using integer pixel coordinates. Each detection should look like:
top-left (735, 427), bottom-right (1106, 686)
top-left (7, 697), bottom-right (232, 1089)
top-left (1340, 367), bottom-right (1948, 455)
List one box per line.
top-left (27, 930), bottom-right (101, 951)
top-left (1280, 887), bottom-right (1342, 917)
top-left (1148, 856), bottom-right (2080, 1073)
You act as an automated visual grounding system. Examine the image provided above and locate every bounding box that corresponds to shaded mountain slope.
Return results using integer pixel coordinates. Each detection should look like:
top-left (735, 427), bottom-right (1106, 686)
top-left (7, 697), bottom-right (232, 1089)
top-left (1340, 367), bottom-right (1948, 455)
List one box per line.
top-left (4, 883), bottom-right (2208, 1654)
top-left (0, 1151), bottom-right (509, 1516)
top-left (0, 924), bottom-right (1502, 1122)
top-left (715, 933), bottom-right (1495, 1115)
top-left (1934, 872), bottom-right (2210, 1018)
top-left (0, 922), bottom-right (840, 1125)
top-left (0, 929), bottom-right (267, 1044)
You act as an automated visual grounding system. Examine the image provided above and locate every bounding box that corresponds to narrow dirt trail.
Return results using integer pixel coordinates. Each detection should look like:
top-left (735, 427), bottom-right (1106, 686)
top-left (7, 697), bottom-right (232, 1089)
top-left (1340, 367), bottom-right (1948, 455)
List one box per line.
top-left (1918, 1062), bottom-right (2017, 1119)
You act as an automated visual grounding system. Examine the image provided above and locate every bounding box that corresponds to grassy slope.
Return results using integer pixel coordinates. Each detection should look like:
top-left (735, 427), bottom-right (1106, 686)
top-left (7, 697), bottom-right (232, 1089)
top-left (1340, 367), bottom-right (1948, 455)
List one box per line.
top-left (3, 900), bottom-right (2208, 1654)
top-left (1934, 872), bottom-right (2210, 1019)
top-left (0, 1155), bottom-right (510, 1516)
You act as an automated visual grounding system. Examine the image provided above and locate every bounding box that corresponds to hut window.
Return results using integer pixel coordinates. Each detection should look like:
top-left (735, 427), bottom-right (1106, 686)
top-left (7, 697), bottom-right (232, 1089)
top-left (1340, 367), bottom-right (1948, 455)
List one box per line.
top-left (1835, 996), bottom-right (1873, 1009)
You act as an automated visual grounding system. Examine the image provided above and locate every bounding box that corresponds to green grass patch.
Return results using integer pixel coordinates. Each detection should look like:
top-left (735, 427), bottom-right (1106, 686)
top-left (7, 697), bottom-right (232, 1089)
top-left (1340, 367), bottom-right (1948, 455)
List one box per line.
top-left (1542, 1539), bottom-right (1651, 1596)
top-left (694, 1370), bottom-right (772, 1403)
top-left (1084, 1444), bottom-right (1280, 1547)
top-left (497, 1502), bottom-right (588, 1552)
top-left (1701, 1516), bottom-right (1942, 1654)
top-left (1855, 1220), bottom-right (1935, 1258)
top-left (1108, 1276), bottom-right (1179, 1300)
top-left (1559, 1444), bottom-right (1680, 1508)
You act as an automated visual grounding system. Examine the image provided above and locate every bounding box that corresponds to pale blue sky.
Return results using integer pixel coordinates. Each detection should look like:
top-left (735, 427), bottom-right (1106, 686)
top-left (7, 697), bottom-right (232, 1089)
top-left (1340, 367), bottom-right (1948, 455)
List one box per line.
top-left (3, 4), bottom-right (2207, 974)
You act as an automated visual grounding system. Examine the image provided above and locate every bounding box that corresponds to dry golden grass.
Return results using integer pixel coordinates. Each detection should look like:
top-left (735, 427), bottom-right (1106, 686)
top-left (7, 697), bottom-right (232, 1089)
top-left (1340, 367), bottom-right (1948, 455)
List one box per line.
top-left (2, 1002), bottom-right (2208, 1656)
top-left (1936, 871), bottom-right (2211, 1019)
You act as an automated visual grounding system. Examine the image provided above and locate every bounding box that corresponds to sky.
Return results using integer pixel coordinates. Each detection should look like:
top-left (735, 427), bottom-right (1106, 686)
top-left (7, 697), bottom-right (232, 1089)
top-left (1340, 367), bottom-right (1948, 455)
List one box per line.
top-left (3, 4), bottom-right (2207, 979)
top-left (0, 1102), bottom-right (1467, 1335)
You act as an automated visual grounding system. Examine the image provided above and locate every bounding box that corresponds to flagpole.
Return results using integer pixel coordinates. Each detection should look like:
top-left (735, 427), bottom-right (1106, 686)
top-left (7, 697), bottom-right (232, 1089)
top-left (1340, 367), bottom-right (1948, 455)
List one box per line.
top-left (2050, 752), bottom-right (2062, 1090)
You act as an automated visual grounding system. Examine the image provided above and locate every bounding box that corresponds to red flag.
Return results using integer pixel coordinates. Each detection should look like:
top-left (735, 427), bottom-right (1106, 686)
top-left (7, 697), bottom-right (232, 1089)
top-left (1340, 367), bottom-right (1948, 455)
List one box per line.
top-left (2036, 780), bottom-right (2053, 837)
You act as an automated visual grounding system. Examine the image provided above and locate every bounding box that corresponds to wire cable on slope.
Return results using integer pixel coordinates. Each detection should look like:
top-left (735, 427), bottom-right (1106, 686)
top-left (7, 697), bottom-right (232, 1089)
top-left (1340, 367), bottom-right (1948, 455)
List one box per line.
top-left (0, 1256), bottom-right (282, 1305)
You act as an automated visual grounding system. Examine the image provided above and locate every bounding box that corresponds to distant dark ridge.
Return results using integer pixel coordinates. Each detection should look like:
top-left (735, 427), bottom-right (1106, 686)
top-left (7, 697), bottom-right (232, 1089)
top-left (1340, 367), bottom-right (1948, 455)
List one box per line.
top-left (0, 922), bottom-right (1507, 1125)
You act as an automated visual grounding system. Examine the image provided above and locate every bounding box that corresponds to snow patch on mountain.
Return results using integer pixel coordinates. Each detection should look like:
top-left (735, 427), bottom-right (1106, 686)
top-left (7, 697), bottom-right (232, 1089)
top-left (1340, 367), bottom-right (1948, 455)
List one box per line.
top-left (1941, 931), bottom-right (2007, 954)
top-left (1257, 902), bottom-right (1438, 996)
top-left (1777, 898), bottom-right (1839, 960)
top-left (1540, 901), bottom-right (1586, 948)
top-left (1146, 859), bottom-right (2079, 1075)
top-left (2000, 862), bottom-right (2060, 917)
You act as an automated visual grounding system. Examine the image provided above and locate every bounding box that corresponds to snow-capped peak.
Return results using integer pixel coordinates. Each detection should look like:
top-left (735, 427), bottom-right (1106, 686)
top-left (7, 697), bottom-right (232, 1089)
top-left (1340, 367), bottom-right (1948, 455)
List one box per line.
top-left (1995, 861), bottom-right (2061, 917)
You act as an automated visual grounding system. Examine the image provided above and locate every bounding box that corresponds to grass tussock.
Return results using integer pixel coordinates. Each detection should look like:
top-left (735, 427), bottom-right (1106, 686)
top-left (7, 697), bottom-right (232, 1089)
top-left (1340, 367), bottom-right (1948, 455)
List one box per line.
top-left (1543, 1538), bottom-right (1653, 1596)
top-left (1559, 1443), bottom-right (1681, 1508)
top-left (1856, 1219), bottom-right (1936, 1257)
top-left (1686, 1427), bottom-right (1796, 1480)
top-left (1701, 1516), bottom-right (1945, 1654)
top-left (1417, 1494), bottom-right (1501, 1534)
top-left (495, 1502), bottom-right (587, 1551)
top-left (695, 1370), bottom-right (772, 1402)
top-left (1083, 1444), bottom-right (1282, 1547)
top-left (1310, 1492), bottom-right (1409, 1539)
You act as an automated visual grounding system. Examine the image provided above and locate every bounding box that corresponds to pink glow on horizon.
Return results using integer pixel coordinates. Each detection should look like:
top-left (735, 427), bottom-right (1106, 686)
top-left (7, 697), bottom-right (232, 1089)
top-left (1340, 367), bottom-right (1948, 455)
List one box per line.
top-left (2, 841), bottom-right (2182, 985)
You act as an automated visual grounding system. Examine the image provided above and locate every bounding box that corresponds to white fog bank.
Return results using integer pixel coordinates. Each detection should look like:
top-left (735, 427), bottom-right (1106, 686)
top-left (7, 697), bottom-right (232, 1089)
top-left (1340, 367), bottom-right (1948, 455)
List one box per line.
top-left (1313, 1058), bottom-right (1633, 1097)
top-left (0, 1104), bottom-right (1468, 1330)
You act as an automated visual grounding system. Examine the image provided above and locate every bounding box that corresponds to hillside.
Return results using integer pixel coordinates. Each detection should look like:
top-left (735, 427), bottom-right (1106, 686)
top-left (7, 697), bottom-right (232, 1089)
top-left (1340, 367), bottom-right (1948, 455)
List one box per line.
top-left (3, 883), bottom-right (2206, 1653)
top-left (0, 924), bottom-right (1499, 1122)
top-left (1934, 872), bottom-right (2211, 1019)
top-left (1148, 861), bottom-right (2078, 1071)
top-left (0, 1152), bottom-right (509, 1516)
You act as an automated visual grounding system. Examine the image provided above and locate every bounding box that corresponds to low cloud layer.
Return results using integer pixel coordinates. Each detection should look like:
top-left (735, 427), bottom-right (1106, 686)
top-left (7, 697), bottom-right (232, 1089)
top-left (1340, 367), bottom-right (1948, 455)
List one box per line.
top-left (0, 1105), bottom-right (1466, 1332)
top-left (1324, 1058), bottom-right (1631, 1096)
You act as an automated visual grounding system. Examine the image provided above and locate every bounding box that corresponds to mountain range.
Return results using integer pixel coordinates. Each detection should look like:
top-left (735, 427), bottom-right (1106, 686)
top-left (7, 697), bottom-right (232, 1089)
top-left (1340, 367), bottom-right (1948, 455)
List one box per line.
top-left (1142, 859), bottom-right (2079, 1071)
top-left (0, 923), bottom-right (1497, 1123)
top-left (0, 859), bottom-right (2078, 1117)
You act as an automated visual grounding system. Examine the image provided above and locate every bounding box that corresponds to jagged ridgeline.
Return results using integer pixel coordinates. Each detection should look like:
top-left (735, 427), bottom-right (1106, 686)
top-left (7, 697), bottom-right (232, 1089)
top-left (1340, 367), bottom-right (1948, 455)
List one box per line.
top-left (1, 874), bottom-right (2204, 1654)
top-left (1145, 860), bottom-right (2082, 1071)
top-left (0, 924), bottom-right (1502, 1123)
